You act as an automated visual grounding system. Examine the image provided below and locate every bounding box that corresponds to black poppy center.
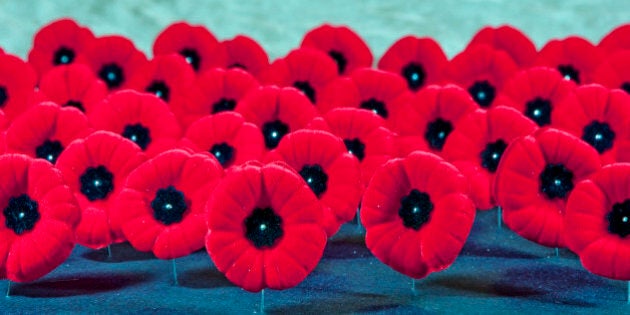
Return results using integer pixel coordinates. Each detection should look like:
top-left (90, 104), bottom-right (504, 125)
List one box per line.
top-left (79, 165), bottom-right (114, 201)
top-left (4, 194), bottom-right (39, 235)
top-left (146, 80), bottom-right (170, 102)
top-left (211, 98), bottom-right (236, 113)
top-left (480, 139), bottom-right (508, 173)
top-left (557, 64), bottom-right (580, 84)
top-left (360, 98), bottom-right (388, 118)
top-left (244, 207), bottom-right (283, 249)
top-left (179, 48), bottom-right (201, 72)
top-left (424, 118), bottom-right (453, 151)
top-left (64, 100), bottom-right (85, 112)
top-left (210, 142), bottom-right (235, 167)
top-left (399, 189), bottom-right (433, 230)
top-left (608, 199), bottom-right (630, 238)
top-left (151, 186), bottom-right (188, 225)
top-left (122, 123), bottom-right (151, 150)
top-left (299, 164), bottom-right (328, 197)
top-left (262, 120), bottom-right (289, 149)
top-left (98, 63), bottom-right (125, 89)
top-left (293, 81), bottom-right (316, 104)
top-left (0, 86), bottom-right (7, 108)
top-left (35, 139), bottom-right (64, 164)
top-left (344, 138), bottom-right (366, 161)
top-left (328, 50), bottom-right (347, 74)
top-left (468, 80), bottom-right (496, 108)
top-left (402, 63), bottom-right (426, 91)
top-left (582, 121), bottom-right (615, 154)
top-left (524, 97), bottom-right (552, 126)
top-left (539, 164), bottom-right (574, 200)
top-left (621, 82), bottom-right (630, 94)
top-left (53, 46), bottom-right (76, 65)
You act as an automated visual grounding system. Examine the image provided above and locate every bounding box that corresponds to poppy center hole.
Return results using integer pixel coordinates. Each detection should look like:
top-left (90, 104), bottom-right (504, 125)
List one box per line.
top-left (608, 199), bottom-right (630, 238)
top-left (425, 118), bottom-right (453, 151)
top-left (122, 123), bottom-right (151, 151)
top-left (293, 81), bottom-right (316, 104)
top-left (64, 100), bottom-right (85, 112)
top-left (468, 80), bottom-right (496, 108)
top-left (79, 165), bottom-right (114, 201)
top-left (35, 139), bottom-right (64, 164)
top-left (557, 64), bottom-right (580, 84)
top-left (98, 63), bottom-right (125, 89)
top-left (621, 82), bottom-right (630, 94)
top-left (402, 63), bottom-right (426, 91)
top-left (151, 186), bottom-right (188, 225)
top-left (0, 86), bottom-right (7, 107)
top-left (344, 138), bottom-right (366, 161)
top-left (53, 46), bottom-right (75, 65)
top-left (244, 207), bottom-right (283, 248)
top-left (524, 97), bottom-right (552, 126)
top-left (360, 98), bottom-right (388, 118)
top-left (3, 194), bottom-right (40, 235)
top-left (262, 120), bottom-right (289, 149)
top-left (582, 121), bottom-right (615, 154)
top-left (480, 139), bottom-right (508, 173)
top-left (299, 164), bottom-right (328, 197)
top-left (146, 80), bottom-right (170, 102)
top-left (210, 142), bottom-right (235, 167)
top-left (211, 98), bottom-right (236, 113)
top-left (179, 48), bottom-right (201, 71)
top-left (539, 163), bottom-right (574, 199)
top-left (328, 50), bottom-right (347, 74)
top-left (399, 189), bottom-right (433, 230)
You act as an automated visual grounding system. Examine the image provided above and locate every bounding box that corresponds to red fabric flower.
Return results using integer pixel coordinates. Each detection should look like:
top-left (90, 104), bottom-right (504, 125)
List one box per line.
top-left (0, 154), bottom-right (80, 282)
top-left (27, 18), bottom-right (95, 78)
top-left (112, 149), bottom-right (223, 259)
top-left (89, 90), bottom-right (182, 157)
top-left (205, 161), bottom-right (326, 292)
top-left (565, 163), bottom-right (630, 280)
top-left (494, 128), bottom-right (601, 248)
top-left (300, 24), bottom-right (373, 76)
top-left (377, 36), bottom-right (448, 91)
top-left (598, 23), bottom-right (630, 55)
top-left (591, 50), bottom-right (630, 93)
top-left (361, 151), bottom-right (475, 279)
top-left (534, 36), bottom-right (605, 85)
top-left (0, 54), bottom-right (38, 121)
top-left (465, 24), bottom-right (537, 68)
top-left (442, 106), bottom-right (538, 210)
top-left (180, 111), bottom-right (264, 168)
top-left (152, 21), bottom-right (223, 73)
top-left (266, 129), bottom-right (362, 236)
top-left (6, 102), bottom-right (91, 164)
top-left (55, 131), bottom-right (146, 249)
top-left (212, 35), bottom-right (270, 79)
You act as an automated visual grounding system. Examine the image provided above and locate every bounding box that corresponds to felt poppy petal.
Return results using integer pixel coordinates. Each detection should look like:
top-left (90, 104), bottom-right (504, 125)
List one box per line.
top-left (220, 35), bottom-right (270, 79)
top-left (152, 21), bottom-right (221, 73)
top-left (565, 179), bottom-right (608, 253)
top-left (205, 230), bottom-right (250, 273)
top-left (152, 216), bottom-right (206, 259)
top-left (466, 25), bottom-right (537, 68)
top-left (224, 247), bottom-right (264, 292)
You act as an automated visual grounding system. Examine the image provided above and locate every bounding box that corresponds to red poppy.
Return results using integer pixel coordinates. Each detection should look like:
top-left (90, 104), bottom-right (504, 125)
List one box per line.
top-left (261, 48), bottom-right (338, 106)
top-left (446, 44), bottom-right (519, 108)
top-left (266, 129), bottom-right (362, 236)
top-left (394, 84), bottom-right (478, 157)
top-left (212, 35), bottom-right (270, 79)
top-left (300, 24), bottom-right (373, 76)
top-left (377, 36), bottom-right (448, 91)
top-left (180, 111), bottom-right (264, 168)
top-left (55, 131), bottom-right (146, 249)
top-left (0, 154), bottom-right (80, 282)
top-left (591, 50), bottom-right (630, 94)
top-left (6, 102), bottom-right (91, 164)
top-left (27, 18), bottom-right (95, 78)
top-left (84, 35), bottom-right (149, 91)
top-left (465, 24), bottom-right (537, 68)
top-left (598, 23), bottom-right (630, 55)
top-left (361, 151), bottom-right (475, 279)
top-left (534, 36), bottom-right (605, 85)
top-left (112, 149), bottom-right (223, 259)
top-left (565, 163), bottom-right (630, 280)
top-left (0, 54), bottom-right (38, 121)
top-left (235, 85), bottom-right (319, 152)
top-left (497, 66), bottom-right (576, 127)
top-left (494, 128), bottom-right (601, 248)
top-left (89, 90), bottom-right (182, 157)
top-left (442, 106), bottom-right (538, 210)
top-left (152, 21), bottom-right (223, 73)
top-left (205, 161), bottom-right (326, 292)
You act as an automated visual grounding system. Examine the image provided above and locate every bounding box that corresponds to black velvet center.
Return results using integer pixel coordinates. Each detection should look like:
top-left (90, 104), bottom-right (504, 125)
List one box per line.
top-left (344, 138), bottom-right (366, 161)
top-left (211, 98), bottom-right (237, 113)
top-left (64, 100), bottom-right (85, 112)
top-left (621, 82), bottom-right (630, 95)
top-left (399, 189), bottom-right (433, 230)
top-left (122, 123), bottom-right (151, 151)
top-left (179, 48), bottom-right (201, 71)
top-left (79, 165), bottom-right (114, 201)
top-left (360, 98), bottom-right (388, 118)
top-left (539, 164), bottom-right (574, 200)
top-left (98, 63), bottom-right (124, 89)
top-left (328, 50), bottom-right (347, 74)
top-left (35, 139), bottom-right (64, 164)
top-left (151, 186), bottom-right (188, 225)
top-left (582, 121), bottom-right (615, 154)
top-left (468, 80), bottom-right (496, 108)
top-left (402, 63), bottom-right (426, 91)
top-left (557, 64), bottom-right (580, 84)
top-left (4, 194), bottom-right (39, 235)
top-left (524, 97), bottom-right (552, 126)
top-left (145, 80), bottom-right (170, 102)
top-left (425, 118), bottom-right (453, 151)
top-left (299, 164), bottom-right (328, 197)
top-left (244, 207), bottom-right (283, 249)
top-left (210, 142), bottom-right (234, 167)
top-left (262, 120), bottom-right (289, 149)
top-left (608, 199), bottom-right (630, 238)
top-left (0, 86), bottom-right (7, 108)
top-left (293, 81), bottom-right (316, 104)
top-left (53, 46), bottom-right (75, 65)
top-left (480, 139), bottom-right (508, 173)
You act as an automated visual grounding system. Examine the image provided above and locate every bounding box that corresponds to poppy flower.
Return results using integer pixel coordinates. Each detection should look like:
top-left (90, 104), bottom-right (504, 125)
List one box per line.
top-left (0, 154), bottom-right (80, 282)
top-left (446, 44), bottom-right (519, 108)
top-left (27, 18), bottom-right (95, 78)
top-left (112, 149), bottom-right (223, 259)
top-left (534, 36), bottom-right (605, 85)
top-left (179, 111), bottom-right (264, 168)
top-left (393, 84), bottom-right (478, 157)
top-left (55, 131), bottom-right (146, 249)
top-left (205, 161), bottom-right (327, 292)
top-left (266, 129), bottom-right (362, 236)
top-left (465, 24), bottom-right (537, 68)
top-left (89, 90), bottom-right (182, 157)
top-left (300, 24), bottom-right (373, 76)
top-left (0, 54), bottom-right (38, 121)
top-left (211, 35), bottom-right (270, 79)
top-left (591, 50), bottom-right (630, 94)
top-left (360, 151), bottom-right (476, 279)
top-left (6, 102), bottom-right (91, 165)
top-left (598, 23), bottom-right (630, 55)
top-left (442, 106), bottom-right (538, 210)
top-left (377, 36), bottom-right (448, 91)
top-left (497, 66), bottom-right (576, 127)
top-left (84, 35), bottom-right (149, 91)
top-left (565, 163), bottom-right (630, 280)
top-left (494, 128), bottom-right (601, 248)
top-left (235, 85), bottom-right (319, 152)
top-left (260, 48), bottom-right (338, 106)
top-left (152, 21), bottom-right (223, 73)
